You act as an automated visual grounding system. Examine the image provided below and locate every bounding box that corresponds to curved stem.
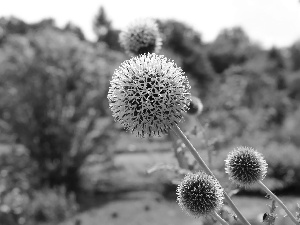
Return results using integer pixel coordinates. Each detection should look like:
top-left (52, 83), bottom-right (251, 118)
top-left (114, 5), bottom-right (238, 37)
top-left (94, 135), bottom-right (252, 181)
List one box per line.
top-left (212, 211), bottom-right (230, 225)
top-left (171, 125), bottom-right (251, 225)
top-left (258, 180), bottom-right (299, 224)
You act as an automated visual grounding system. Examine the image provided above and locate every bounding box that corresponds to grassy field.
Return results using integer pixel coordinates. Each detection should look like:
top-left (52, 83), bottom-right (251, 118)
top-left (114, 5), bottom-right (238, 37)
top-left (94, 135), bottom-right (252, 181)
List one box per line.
top-left (60, 191), bottom-right (300, 225)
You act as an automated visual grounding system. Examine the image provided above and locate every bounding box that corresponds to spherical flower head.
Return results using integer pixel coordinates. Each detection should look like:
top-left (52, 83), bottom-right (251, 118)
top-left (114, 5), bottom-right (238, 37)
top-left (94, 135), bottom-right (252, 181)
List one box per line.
top-left (119, 18), bottom-right (162, 56)
top-left (108, 53), bottom-right (191, 137)
top-left (225, 146), bottom-right (268, 187)
top-left (177, 171), bottom-right (224, 218)
top-left (186, 96), bottom-right (203, 116)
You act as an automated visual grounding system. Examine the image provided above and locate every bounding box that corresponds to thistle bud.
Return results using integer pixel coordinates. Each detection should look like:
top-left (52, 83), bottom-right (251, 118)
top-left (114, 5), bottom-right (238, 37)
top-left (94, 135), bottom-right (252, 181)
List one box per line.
top-left (186, 96), bottom-right (203, 116)
top-left (225, 146), bottom-right (268, 187)
top-left (177, 171), bottom-right (224, 217)
top-left (119, 18), bottom-right (162, 56)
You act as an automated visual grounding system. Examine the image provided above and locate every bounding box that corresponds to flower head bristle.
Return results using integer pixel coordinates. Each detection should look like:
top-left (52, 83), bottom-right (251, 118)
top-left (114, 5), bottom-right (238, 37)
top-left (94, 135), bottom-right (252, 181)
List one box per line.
top-left (225, 146), bottom-right (268, 187)
top-left (108, 53), bottom-right (191, 137)
top-left (119, 18), bottom-right (162, 56)
top-left (176, 171), bottom-right (224, 218)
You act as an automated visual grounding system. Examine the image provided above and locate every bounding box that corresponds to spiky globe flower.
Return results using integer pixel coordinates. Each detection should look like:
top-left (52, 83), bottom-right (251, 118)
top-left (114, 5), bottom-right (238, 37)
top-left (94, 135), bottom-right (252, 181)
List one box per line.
top-left (225, 146), bottom-right (268, 187)
top-left (108, 53), bottom-right (191, 137)
top-left (186, 96), bottom-right (203, 116)
top-left (119, 18), bottom-right (162, 56)
top-left (177, 171), bottom-right (224, 218)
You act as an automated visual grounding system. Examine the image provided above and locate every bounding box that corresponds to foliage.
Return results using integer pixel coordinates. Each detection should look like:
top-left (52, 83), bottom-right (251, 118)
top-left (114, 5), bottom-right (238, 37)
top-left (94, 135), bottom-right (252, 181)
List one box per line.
top-left (0, 147), bottom-right (34, 225)
top-left (93, 6), bottom-right (121, 51)
top-left (0, 22), bottom-right (124, 191)
top-left (262, 143), bottom-right (300, 190)
top-left (64, 22), bottom-right (86, 40)
top-left (27, 187), bottom-right (78, 224)
top-left (207, 27), bottom-right (261, 74)
top-left (159, 20), bottom-right (215, 94)
top-left (290, 40), bottom-right (300, 71)
top-left (0, 148), bottom-right (78, 225)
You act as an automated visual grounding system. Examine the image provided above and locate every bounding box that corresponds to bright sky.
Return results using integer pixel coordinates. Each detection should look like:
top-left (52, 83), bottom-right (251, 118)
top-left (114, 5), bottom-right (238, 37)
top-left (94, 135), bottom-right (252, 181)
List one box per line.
top-left (1, 0), bottom-right (300, 48)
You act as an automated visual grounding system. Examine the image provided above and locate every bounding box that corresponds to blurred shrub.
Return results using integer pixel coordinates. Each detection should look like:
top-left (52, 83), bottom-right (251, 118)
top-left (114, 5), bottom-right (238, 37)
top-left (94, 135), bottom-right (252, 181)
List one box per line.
top-left (0, 147), bottom-right (77, 225)
top-left (280, 108), bottom-right (300, 147)
top-left (290, 40), bottom-right (300, 71)
top-left (286, 72), bottom-right (300, 102)
top-left (267, 47), bottom-right (287, 72)
top-left (203, 62), bottom-right (295, 150)
top-left (0, 26), bottom-right (124, 192)
top-left (0, 187), bottom-right (77, 225)
top-left (0, 16), bottom-right (59, 43)
top-left (0, 189), bottom-right (29, 225)
top-left (207, 27), bottom-right (261, 74)
top-left (27, 187), bottom-right (78, 224)
top-left (261, 143), bottom-right (300, 191)
top-left (159, 19), bottom-right (215, 94)
top-left (0, 147), bottom-right (31, 225)
top-left (64, 22), bottom-right (86, 41)
top-left (0, 146), bottom-right (36, 194)
top-left (0, 16), bottom-right (28, 37)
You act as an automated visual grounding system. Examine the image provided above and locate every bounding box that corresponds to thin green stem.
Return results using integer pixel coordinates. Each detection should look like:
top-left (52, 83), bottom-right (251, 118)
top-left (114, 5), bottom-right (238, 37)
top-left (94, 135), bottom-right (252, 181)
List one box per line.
top-left (258, 180), bottom-right (299, 225)
top-left (212, 211), bottom-right (230, 225)
top-left (171, 125), bottom-right (251, 225)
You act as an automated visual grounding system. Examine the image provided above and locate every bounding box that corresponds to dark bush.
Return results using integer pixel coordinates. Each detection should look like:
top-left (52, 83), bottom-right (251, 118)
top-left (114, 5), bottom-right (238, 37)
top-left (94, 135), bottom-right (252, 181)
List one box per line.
top-left (27, 187), bottom-right (78, 224)
top-left (207, 27), bottom-right (261, 74)
top-left (159, 19), bottom-right (216, 94)
top-left (0, 147), bottom-right (78, 225)
top-left (0, 27), bottom-right (124, 192)
top-left (262, 143), bottom-right (300, 191)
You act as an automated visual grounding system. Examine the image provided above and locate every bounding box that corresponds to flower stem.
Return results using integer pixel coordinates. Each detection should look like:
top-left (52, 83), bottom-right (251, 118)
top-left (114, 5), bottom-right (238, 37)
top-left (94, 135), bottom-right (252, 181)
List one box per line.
top-left (258, 180), bottom-right (299, 224)
top-left (171, 124), bottom-right (251, 225)
top-left (212, 211), bottom-right (230, 225)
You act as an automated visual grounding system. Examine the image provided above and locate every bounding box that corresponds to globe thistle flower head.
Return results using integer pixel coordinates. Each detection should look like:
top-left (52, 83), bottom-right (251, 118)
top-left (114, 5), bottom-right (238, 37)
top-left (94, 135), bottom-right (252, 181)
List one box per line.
top-left (186, 96), bottom-right (203, 116)
top-left (176, 171), bottom-right (224, 218)
top-left (108, 53), bottom-right (191, 137)
top-left (119, 18), bottom-right (162, 56)
top-left (225, 146), bottom-right (268, 187)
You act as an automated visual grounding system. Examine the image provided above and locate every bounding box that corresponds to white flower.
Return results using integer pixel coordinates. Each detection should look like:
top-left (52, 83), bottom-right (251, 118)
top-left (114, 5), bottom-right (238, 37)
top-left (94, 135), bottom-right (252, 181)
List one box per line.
top-left (108, 53), bottom-right (190, 137)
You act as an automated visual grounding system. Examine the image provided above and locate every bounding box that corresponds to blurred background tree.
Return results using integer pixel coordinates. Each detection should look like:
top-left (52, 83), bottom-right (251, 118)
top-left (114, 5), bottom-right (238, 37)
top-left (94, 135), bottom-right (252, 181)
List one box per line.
top-left (0, 17), bottom-right (125, 193)
top-left (207, 27), bottom-right (262, 74)
top-left (93, 6), bottom-right (121, 51)
top-left (159, 20), bottom-right (215, 96)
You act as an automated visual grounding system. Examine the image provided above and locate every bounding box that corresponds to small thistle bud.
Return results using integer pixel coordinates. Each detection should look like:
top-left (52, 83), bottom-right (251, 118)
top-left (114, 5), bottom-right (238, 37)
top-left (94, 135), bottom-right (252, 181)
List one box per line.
top-left (225, 146), bottom-right (268, 187)
top-left (119, 18), bottom-right (162, 56)
top-left (177, 171), bottom-right (224, 218)
top-left (108, 53), bottom-right (191, 137)
top-left (186, 96), bottom-right (203, 116)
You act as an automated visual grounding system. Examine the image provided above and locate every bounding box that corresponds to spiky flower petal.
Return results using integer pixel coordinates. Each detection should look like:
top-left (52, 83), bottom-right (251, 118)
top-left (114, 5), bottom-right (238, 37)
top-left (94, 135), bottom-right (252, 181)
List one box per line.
top-left (177, 171), bottom-right (224, 218)
top-left (186, 96), bottom-right (203, 116)
top-left (108, 53), bottom-right (191, 137)
top-left (225, 146), bottom-right (268, 187)
top-left (119, 18), bottom-right (162, 56)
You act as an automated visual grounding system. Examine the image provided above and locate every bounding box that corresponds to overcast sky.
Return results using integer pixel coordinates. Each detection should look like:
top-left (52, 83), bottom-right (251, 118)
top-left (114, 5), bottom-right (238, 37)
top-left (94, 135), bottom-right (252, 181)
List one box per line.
top-left (1, 0), bottom-right (300, 48)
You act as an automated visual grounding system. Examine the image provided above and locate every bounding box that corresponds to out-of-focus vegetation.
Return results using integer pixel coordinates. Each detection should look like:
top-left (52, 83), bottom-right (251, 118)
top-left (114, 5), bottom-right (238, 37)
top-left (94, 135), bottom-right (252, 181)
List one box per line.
top-left (0, 6), bottom-right (300, 225)
top-left (0, 18), bottom-right (126, 190)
